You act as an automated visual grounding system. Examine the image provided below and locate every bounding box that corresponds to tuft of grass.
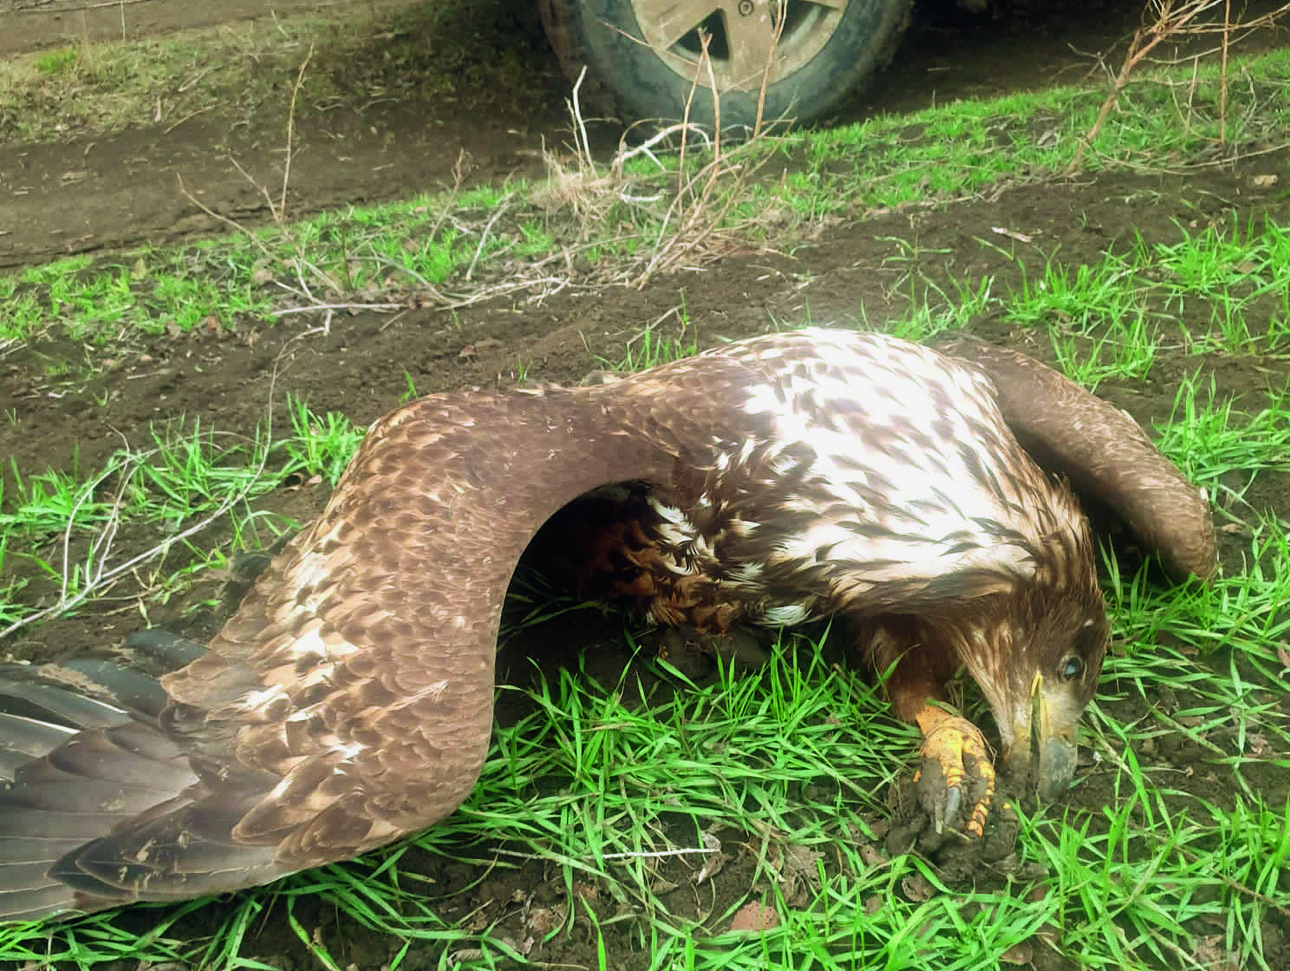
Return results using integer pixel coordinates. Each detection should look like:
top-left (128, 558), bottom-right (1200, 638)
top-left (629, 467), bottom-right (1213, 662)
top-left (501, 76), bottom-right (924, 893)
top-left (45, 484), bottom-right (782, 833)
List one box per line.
top-left (1153, 378), bottom-right (1290, 505)
top-left (34, 48), bottom-right (78, 76)
top-left (1050, 310), bottom-right (1158, 391)
top-left (0, 401), bottom-right (368, 632)
top-left (283, 395), bottom-right (365, 487)
top-left (1002, 250), bottom-right (1144, 333)
top-left (600, 306), bottom-right (701, 372)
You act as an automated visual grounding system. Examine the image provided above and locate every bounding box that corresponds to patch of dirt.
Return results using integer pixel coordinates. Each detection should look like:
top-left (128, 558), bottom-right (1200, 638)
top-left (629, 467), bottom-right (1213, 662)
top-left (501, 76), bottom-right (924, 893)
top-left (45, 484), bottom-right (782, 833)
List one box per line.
top-left (0, 0), bottom-right (407, 55)
top-left (2, 2), bottom-right (1290, 970)
top-left (0, 0), bottom-right (568, 269)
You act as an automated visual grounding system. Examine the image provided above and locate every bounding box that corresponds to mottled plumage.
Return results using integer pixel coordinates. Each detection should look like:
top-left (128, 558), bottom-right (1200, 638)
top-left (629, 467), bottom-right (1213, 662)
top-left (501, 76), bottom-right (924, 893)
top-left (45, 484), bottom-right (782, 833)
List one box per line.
top-left (0, 329), bottom-right (1214, 921)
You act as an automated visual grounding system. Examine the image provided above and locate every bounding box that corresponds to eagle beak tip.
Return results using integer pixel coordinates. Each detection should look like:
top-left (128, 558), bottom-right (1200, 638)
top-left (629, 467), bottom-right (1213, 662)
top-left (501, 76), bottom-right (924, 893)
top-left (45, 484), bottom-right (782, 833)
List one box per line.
top-left (1035, 735), bottom-right (1077, 801)
top-left (1001, 674), bottom-right (1081, 802)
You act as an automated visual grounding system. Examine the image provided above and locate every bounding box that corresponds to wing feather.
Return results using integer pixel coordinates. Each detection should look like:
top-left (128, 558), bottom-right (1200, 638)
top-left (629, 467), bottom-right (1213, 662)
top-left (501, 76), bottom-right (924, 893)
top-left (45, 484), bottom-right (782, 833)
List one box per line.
top-left (938, 337), bottom-right (1217, 581)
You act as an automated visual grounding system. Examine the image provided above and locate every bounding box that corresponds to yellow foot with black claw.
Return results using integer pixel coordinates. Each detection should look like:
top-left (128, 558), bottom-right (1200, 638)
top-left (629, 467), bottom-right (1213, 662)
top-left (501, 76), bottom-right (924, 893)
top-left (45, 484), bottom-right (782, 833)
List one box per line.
top-left (913, 705), bottom-right (996, 837)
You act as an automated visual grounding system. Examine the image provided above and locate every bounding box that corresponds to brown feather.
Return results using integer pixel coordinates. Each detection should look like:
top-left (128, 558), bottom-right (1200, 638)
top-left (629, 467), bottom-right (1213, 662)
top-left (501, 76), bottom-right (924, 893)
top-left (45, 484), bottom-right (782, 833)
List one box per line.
top-left (936, 337), bottom-right (1218, 582)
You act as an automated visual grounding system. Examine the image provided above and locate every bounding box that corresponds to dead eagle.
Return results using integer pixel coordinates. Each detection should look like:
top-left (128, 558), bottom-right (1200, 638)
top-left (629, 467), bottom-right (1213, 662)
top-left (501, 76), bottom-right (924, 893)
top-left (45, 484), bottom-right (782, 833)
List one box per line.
top-left (0, 328), bottom-right (1215, 921)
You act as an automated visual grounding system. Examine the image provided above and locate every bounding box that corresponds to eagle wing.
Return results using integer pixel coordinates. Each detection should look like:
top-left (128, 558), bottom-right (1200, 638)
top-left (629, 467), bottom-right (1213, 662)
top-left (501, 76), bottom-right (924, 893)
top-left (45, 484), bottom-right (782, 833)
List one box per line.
top-left (938, 338), bottom-right (1217, 582)
top-left (0, 364), bottom-right (748, 919)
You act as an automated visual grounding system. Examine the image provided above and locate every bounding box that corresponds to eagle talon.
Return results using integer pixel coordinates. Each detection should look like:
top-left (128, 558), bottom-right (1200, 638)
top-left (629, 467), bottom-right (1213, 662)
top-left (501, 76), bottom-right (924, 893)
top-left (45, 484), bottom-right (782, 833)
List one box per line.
top-left (914, 705), bottom-right (996, 838)
top-left (941, 786), bottom-right (962, 833)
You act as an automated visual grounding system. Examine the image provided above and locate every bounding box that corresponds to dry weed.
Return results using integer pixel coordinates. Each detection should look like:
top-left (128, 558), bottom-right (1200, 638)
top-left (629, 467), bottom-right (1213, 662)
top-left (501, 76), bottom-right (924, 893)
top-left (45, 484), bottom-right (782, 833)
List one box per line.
top-left (534, 26), bottom-right (790, 290)
top-left (1071, 0), bottom-right (1290, 171)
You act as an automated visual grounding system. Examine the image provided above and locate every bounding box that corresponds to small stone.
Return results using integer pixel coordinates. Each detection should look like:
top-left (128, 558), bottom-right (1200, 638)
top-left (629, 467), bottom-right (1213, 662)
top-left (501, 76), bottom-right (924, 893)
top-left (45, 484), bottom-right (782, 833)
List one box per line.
top-left (728, 902), bottom-right (780, 933)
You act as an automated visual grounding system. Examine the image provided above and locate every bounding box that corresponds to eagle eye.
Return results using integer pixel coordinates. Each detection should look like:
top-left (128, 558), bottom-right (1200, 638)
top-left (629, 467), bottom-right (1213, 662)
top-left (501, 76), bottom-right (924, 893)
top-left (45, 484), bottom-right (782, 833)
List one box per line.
top-left (1059, 656), bottom-right (1084, 682)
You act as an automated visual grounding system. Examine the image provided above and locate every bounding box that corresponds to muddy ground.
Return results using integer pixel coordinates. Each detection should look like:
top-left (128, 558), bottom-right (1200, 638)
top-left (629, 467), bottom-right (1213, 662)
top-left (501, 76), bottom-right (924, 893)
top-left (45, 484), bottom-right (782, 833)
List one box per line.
top-left (2, 1), bottom-right (1290, 969)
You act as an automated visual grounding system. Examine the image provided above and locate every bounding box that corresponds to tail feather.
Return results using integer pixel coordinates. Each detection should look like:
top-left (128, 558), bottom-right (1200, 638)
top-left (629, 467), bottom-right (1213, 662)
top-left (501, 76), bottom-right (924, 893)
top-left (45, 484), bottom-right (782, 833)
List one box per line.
top-left (0, 659), bottom-right (169, 721)
top-left (0, 809), bottom-right (130, 841)
top-left (122, 630), bottom-right (210, 669)
top-left (3, 862), bottom-right (71, 893)
top-left (0, 884), bottom-right (85, 922)
top-left (0, 748), bottom-right (33, 778)
top-left (0, 682), bottom-right (134, 731)
top-left (53, 659), bottom-right (171, 718)
top-left (0, 660), bottom-right (155, 784)
top-left (0, 838), bottom-right (89, 865)
top-left (52, 828), bottom-right (282, 903)
top-left (1, 779), bottom-right (182, 814)
top-left (34, 729), bottom-right (193, 789)
top-left (102, 720), bottom-right (194, 764)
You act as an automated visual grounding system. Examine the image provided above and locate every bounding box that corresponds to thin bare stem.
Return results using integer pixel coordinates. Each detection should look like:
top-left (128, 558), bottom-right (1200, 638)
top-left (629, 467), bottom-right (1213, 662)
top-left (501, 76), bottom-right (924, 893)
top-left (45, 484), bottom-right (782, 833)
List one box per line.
top-left (280, 41), bottom-right (315, 220)
top-left (1219, 0), bottom-right (1230, 143)
top-left (1069, 0), bottom-right (1289, 173)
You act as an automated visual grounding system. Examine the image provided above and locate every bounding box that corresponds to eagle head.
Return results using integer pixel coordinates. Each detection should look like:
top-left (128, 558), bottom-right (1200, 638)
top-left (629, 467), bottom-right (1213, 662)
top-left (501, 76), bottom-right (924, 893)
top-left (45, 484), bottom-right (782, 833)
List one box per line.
top-left (949, 534), bottom-right (1110, 802)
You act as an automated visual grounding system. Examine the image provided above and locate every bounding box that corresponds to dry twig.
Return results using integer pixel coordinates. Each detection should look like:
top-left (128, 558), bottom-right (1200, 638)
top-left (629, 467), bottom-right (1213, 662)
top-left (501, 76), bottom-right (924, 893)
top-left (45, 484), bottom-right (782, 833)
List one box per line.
top-left (1070, 0), bottom-right (1290, 173)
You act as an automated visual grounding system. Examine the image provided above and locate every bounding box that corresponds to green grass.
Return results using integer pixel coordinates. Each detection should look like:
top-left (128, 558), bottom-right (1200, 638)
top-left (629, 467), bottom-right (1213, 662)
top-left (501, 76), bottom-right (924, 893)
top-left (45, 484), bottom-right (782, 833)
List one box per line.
top-left (598, 303), bottom-right (701, 371)
top-left (283, 394), bottom-right (365, 487)
top-left (0, 401), bottom-right (362, 633)
top-left (0, 0), bottom-right (552, 146)
top-left (1155, 378), bottom-right (1290, 510)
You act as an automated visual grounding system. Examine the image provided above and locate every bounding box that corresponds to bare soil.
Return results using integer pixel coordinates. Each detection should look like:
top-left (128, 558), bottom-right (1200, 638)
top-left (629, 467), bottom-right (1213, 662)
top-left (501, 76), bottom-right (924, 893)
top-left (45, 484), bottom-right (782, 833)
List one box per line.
top-left (2, 1), bottom-right (1289, 969)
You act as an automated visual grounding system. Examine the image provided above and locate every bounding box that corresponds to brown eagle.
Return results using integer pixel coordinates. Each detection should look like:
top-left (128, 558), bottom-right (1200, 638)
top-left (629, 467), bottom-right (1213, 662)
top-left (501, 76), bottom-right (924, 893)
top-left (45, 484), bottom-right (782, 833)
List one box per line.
top-left (0, 329), bottom-right (1214, 921)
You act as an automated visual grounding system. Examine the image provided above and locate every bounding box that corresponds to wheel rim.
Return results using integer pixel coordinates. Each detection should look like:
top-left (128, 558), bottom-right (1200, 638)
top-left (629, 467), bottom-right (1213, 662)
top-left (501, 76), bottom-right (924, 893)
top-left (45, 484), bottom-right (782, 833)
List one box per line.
top-left (631, 0), bottom-right (848, 92)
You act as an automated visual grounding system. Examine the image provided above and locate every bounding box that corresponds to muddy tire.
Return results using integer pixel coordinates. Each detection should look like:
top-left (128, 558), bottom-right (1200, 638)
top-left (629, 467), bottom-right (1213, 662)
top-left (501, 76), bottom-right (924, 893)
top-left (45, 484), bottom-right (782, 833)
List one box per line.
top-left (538, 0), bottom-right (911, 131)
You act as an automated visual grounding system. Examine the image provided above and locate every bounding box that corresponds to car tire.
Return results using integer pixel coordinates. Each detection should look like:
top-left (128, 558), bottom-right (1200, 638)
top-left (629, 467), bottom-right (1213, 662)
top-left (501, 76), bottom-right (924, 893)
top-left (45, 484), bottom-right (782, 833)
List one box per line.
top-left (539, 0), bottom-right (912, 131)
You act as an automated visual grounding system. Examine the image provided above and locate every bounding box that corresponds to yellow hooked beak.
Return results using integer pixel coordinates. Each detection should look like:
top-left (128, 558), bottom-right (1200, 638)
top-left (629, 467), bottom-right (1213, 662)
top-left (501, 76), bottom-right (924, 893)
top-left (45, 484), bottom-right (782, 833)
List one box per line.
top-left (1002, 672), bottom-right (1080, 801)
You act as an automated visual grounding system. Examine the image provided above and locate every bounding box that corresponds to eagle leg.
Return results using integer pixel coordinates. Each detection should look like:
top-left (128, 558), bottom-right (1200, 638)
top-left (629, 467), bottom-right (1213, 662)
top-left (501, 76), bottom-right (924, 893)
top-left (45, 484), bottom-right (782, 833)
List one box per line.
top-left (871, 622), bottom-right (996, 838)
top-left (912, 704), bottom-right (996, 838)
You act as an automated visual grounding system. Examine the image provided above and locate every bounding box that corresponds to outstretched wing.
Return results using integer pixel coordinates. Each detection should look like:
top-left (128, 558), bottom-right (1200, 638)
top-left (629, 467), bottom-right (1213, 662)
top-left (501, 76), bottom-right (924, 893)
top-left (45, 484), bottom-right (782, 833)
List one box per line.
top-left (0, 369), bottom-right (740, 921)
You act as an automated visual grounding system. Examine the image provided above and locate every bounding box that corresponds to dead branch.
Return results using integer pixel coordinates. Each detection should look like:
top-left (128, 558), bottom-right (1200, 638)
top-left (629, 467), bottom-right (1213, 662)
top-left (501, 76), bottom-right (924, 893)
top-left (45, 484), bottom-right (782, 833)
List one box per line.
top-left (1070, 0), bottom-right (1290, 173)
